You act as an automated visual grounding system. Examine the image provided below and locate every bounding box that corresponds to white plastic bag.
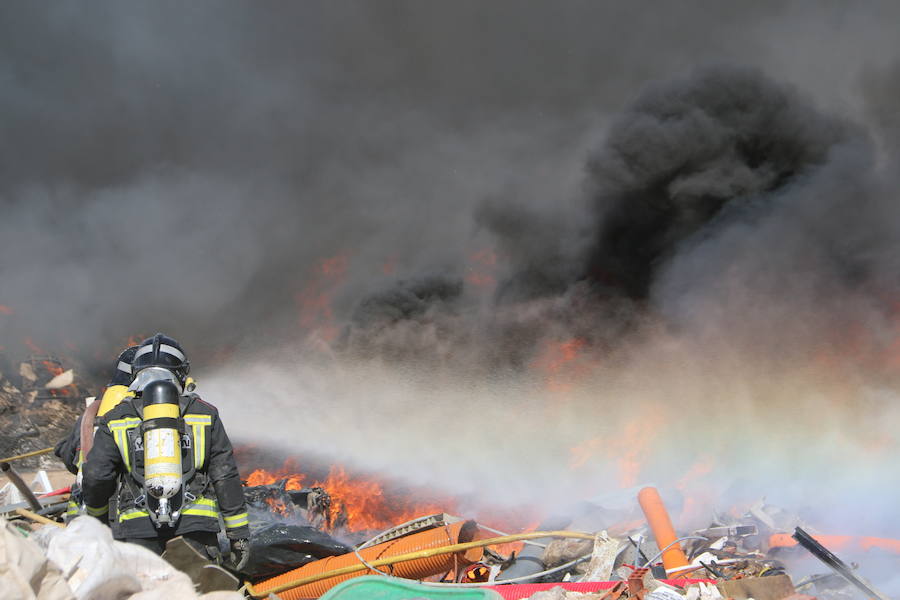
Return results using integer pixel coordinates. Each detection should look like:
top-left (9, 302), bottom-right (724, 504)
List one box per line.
top-left (32, 516), bottom-right (184, 599)
top-left (0, 517), bottom-right (73, 600)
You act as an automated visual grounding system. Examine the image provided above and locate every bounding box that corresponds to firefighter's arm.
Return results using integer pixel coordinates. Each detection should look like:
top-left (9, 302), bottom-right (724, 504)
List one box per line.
top-left (53, 415), bottom-right (83, 475)
top-left (207, 414), bottom-right (250, 539)
top-left (81, 422), bottom-right (122, 521)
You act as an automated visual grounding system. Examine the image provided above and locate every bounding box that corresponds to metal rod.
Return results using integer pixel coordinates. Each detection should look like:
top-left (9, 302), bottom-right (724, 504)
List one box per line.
top-left (1, 462), bottom-right (43, 511)
top-left (14, 507), bottom-right (65, 528)
top-left (0, 446), bottom-right (55, 463)
top-left (792, 527), bottom-right (891, 600)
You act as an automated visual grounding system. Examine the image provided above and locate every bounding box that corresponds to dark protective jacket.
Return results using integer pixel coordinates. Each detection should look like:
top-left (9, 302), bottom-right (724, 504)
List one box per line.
top-left (54, 415), bottom-right (83, 475)
top-left (81, 392), bottom-right (249, 540)
top-left (56, 385), bottom-right (137, 520)
top-left (55, 385), bottom-right (138, 475)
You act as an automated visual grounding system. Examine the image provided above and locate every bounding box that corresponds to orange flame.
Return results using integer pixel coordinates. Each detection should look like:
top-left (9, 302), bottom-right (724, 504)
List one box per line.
top-left (246, 460), bottom-right (453, 533)
top-left (465, 272), bottom-right (496, 288)
top-left (569, 436), bottom-right (603, 470)
top-left (41, 360), bottom-right (64, 377)
top-left (246, 465), bottom-right (308, 491)
top-left (296, 253), bottom-right (350, 344)
top-left (125, 333), bottom-right (146, 347)
top-left (615, 417), bottom-right (656, 488)
top-left (244, 459), bottom-right (541, 542)
top-left (675, 455), bottom-right (716, 526)
top-left (0, 305), bottom-right (12, 315)
top-left (23, 337), bottom-right (43, 354)
top-left (530, 338), bottom-right (594, 396)
top-left (466, 248), bottom-right (498, 290)
top-left (245, 460), bottom-right (310, 516)
top-left (569, 405), bottom-right (666, 489)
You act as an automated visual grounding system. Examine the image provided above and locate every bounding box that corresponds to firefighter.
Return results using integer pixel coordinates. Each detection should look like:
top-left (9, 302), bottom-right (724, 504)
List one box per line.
top-left (55, 345), bottom-right (140, 520)
top-left (82, 333), bottom-right (250, 570)
top-left (55, 345), bottom-right (139, 474)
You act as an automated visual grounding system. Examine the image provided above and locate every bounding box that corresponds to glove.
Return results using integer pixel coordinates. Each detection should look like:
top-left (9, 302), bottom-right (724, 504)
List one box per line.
top-left (227, 538), bottom-right (250, 572)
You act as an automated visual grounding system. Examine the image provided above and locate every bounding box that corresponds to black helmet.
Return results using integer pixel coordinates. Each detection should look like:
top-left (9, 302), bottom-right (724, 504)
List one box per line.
top-left (108, 345), bottom-right (139, 386)
top-left (131, 333), bottom-right (190, 384)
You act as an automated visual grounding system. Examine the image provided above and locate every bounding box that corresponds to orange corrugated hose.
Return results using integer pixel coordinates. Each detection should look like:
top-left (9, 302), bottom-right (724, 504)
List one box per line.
top-left (252, 520), bottom-right (482, 599)
top-left (246, 529), bottom-right (600, 599)
top-left (638, 487), bottom-right (689, 572)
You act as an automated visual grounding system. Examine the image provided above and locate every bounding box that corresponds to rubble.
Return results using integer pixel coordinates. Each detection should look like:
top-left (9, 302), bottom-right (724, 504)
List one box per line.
top-left (1, 424), bottom-right (898, 599)
top-left (4, 457), bottom-right (900, 600)
top-left (0, 356), bottom-right (85, 471)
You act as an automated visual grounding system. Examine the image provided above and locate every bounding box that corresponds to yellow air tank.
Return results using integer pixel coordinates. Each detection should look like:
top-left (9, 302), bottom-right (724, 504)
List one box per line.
top-left (141, 380), bottom-right (183, 520)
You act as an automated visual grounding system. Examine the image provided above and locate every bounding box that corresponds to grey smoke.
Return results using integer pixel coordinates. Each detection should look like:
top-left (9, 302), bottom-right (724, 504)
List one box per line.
top-left (340, 275), bottom-right (465, 364)
top-left (1, 2), bottom-right (899, 362)
top-left (344, 65), bottom-right (895, 377)
top-left (583, 65), bottom-right (859, 299)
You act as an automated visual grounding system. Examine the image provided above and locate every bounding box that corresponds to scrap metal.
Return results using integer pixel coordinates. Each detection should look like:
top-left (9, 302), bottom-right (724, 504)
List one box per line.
top-left (791, 527), bottom-right (891, 600)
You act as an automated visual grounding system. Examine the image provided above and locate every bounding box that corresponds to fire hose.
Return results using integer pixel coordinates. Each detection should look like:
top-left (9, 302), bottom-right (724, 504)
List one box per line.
top-left (245, 530), bottom-right (597, 599)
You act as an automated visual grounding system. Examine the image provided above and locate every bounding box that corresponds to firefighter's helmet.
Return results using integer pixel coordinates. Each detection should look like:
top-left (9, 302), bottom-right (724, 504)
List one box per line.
top-left (131, 333), bottom-right (190, 386)
top-left (108, 345), bottom-right (139, 386)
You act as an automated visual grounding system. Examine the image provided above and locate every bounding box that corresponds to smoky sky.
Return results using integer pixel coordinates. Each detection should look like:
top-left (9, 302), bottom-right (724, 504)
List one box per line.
top-left (2, 1), bottom-right (900, 370)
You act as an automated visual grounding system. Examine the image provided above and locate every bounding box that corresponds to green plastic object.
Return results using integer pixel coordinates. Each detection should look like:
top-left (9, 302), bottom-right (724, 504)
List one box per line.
top-left (318, 576), bottom-right (504, 600)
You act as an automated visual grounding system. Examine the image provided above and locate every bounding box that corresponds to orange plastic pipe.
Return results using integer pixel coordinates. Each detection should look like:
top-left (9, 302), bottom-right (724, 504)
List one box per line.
top-left (253, 520), bottom-right (482, 599)
top-left (638, 487), bottom-right (689, 572)
top-left (769, 533), bottom-right (900, 555)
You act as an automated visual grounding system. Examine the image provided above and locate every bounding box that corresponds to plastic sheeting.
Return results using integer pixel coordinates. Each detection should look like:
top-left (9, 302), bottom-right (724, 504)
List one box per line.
top-left (243, 521), bottom-right (351, 580)
top-left (0, 517), bottom-right (73, 600)
top-left (30, 516), bottom-right (243, 600)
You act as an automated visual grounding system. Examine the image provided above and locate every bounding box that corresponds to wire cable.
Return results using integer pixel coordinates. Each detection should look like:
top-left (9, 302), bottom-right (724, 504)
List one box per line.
top-left (0, 447), bottom-right (55, 463)
top-left (350, 520), bottom-right (553, 580)
top-left (421, 552), bottom-right (594, 587)
top-left (246, 530), bottom-right (598, 598)
top-left (478, 524), bottom-right (548, 549)
top-left (641, 536), bottom-right (709, 568)
top-left (665, 559), bottom-right (741, 577)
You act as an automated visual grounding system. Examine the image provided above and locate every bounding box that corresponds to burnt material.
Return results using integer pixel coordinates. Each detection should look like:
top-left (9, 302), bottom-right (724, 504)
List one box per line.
top-left (243, 522), bottom-right (351, 580)
top-left (244, 480), bottom-right (334, 531)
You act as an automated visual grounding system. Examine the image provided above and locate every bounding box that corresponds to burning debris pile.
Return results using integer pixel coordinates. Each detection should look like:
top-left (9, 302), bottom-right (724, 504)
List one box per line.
top-left (0, 352), bottom-right (87, 470)
top-left (230, 481), bottom-right (899, 599)
top-left (9, 462), bottom-right (895, 599)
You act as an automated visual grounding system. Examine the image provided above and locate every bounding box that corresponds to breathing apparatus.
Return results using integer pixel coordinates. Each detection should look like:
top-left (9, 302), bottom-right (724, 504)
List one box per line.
top-left (124, 334), bottom-right (196, 527)
top-left (139, 379), bottom-right (187, 525)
